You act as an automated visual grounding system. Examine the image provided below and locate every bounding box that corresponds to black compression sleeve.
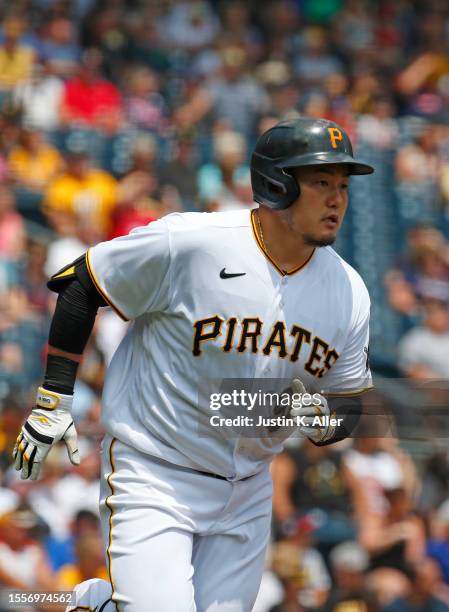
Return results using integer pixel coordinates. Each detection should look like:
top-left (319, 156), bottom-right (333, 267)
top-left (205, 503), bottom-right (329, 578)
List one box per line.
top-left (312, 394), bottom-right (363, 446)
top-left (43, 354), bottom-right (79, 395)
top-left (43, 277), bottom-right (101, 395)
top-left (48, 278), bottom-right (100, 354)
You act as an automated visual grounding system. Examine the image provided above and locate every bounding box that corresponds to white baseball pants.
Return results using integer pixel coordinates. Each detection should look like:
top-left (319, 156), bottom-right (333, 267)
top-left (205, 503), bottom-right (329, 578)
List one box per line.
top-left (95, 435), bottom-right (272, 612)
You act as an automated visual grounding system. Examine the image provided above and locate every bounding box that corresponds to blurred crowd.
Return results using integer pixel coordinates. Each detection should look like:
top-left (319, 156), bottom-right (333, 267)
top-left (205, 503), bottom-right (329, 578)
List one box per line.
top-left (0, 0), bottom-right (448, 610)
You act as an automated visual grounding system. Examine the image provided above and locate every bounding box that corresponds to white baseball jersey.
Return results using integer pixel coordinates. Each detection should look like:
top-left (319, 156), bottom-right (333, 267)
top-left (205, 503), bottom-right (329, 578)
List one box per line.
top-left (87, 209), bottom-right (372, 480)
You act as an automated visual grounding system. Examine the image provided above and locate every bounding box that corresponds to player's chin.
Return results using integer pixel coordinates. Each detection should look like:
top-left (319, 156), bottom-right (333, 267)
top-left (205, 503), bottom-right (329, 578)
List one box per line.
top-left (305, 230), bottom-right (337, 248)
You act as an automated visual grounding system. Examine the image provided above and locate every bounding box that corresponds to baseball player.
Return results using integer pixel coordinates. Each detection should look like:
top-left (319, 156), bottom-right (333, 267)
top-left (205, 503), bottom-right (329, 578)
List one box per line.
top-left (13, 118), bottom-right (374, 612)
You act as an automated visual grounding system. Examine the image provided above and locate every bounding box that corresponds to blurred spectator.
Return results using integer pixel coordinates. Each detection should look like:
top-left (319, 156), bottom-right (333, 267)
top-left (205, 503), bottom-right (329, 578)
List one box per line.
top-left (428, 499), bottom-right (449, 585)
top-left (396, 123), bottom-right (443, 185)
top-left (109, 134), bottom-right (160, 238)
top-left (357, 96), bottom-right (400, 151)
top-left (260, 1), bottom-right (300, 59)
top-left (124, 66), bottom-right (168, 133)
top-left (159, 135), bottom-right (200, 211)
top-left (333, 0), bottom-right (376, 60)
top-left (24, 440), bottom-right (99, 540)
top-left (57, 533), bottom-right (107, 589)
top-left (343, 436), bottom-right (416, 514)
top-left (398, 300), bottom-right (449, 379)
top-left (83, 5), bottom-right (128, 82)
top-left (60, 48), bottom-right (123, 133)
top-left (0, 185), bottom-right (26, 261)
top-left (110, 171), bottom-right (158, 238)
top-left (157, 0), bottom-right (220, 52)
top-left (123, 8), bottom-right (171, 73)
top-left (0, 502), bottom-right (54, 591)
top-left (418, 452), bottom-right (449, 514)
top-left (322, 72), bottom-right (354, 131)
top-left (48, 442), bottom-right (100, 524)
top-left (20, 239), bottom-right (51, 317)
top-left (293, 27), bottom-right (343, 89)
top-left (208, 45), bottom-right (270, 137)
top-left (219, 1), bottom-right (262, 61)
top-left (359, 486), bottom-right (425, 575)
top-left (257, 62), bottom-right (299, 123)
top-left (302, 92), bottom-right (333, 121)
top-left (350, 72), bottom-right (385, 115)
top-left (38, 17), bottom-right (81, 79)
top-left (386, 226), bottom-right (449, 319)
top-left (395, 123), bottom-right (444, 221)
top-left (8, 127), bottom-right (62, 192)
top-left (269, 515), bottom-right (331, 611)
top-left (183, 45), bottom-right (270, 139)
top-left (0, 397), bottom-right (27, 478)
top-left (272, 439), bottom-right (359, 551)
top-left (43, 150), bottom-right (117, 239)
top-left (385, 269), bottom-right (419, 319)
top-left (44, 214), bottom-right (92, 278)
top-left (440, 156), bottom-right (449, 209)
top-left (198, 130), bottom-right (252, 211)
top-left (0, 17), bottom-right (34, 96)
top-left (14, 62), bottom-right (64, 132)
top-left (325, 541), bottom-right (378, 611)
top-left (397, 50), bottom-right (449, 99)
top-left (45, 509), bottom-right (101, 573)
top-left (383, 559), bottom-right (449, 612)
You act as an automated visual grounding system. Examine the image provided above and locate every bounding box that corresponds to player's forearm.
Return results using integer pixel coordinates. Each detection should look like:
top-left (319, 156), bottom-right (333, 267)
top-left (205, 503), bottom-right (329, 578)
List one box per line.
top-left (48, 346), bottom-right (82, 362)
top-left (43, 278), bottom-right (100, 394)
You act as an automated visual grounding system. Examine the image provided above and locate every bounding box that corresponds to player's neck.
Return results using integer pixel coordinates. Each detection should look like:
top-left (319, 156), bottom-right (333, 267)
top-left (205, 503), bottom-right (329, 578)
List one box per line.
top-left (256, 206), bottom-right (315, 273)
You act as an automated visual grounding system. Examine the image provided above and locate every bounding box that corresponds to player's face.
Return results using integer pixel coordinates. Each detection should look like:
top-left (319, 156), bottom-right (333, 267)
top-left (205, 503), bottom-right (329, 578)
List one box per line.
top-left (288, 164), bottom-right (350, 247)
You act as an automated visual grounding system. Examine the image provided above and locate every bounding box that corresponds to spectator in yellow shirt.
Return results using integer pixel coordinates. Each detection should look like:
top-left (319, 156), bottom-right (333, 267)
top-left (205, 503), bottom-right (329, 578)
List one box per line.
top-left (43, 151), bottom-right (117, 239)
top-left (8, 127), bottom-right (63, 191)
top-left (0, 17), bottom-right (34, 92)
top-left (57, 533), bottom-right (108, 590)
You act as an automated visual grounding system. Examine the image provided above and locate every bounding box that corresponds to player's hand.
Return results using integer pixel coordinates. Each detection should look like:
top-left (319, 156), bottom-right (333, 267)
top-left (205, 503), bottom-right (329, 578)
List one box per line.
top-left (13, 387), bottom-right (80, 480)
top-left (289, 378), bottom-right (336, 444)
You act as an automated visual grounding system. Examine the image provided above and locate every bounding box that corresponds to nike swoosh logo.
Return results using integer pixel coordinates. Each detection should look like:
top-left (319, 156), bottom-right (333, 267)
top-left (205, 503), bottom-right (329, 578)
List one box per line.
top-left (220, 268), bottom-right (246, 279)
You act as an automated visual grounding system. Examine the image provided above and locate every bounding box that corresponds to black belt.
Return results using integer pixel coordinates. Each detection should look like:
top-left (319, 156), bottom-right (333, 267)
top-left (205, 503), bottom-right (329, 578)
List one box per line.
top-left (196, 469), bottom-right (227, 480)
top-left (147, 453), bottom-right (229, 480)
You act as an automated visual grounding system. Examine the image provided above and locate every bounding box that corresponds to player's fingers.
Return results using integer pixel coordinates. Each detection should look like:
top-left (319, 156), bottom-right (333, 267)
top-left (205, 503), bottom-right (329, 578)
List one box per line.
top-left (291, 378), bottom-right (307, 394)
top-left (63, 423), bottom-right (80, 466)
top-left (290, 412), bottom-right (315, 427)
top-left (20, 444), bottom-right (37, 480)
top-left (30, 459), bottom-right (42, 481)
top-left (14, 438), bottom-right (27, 472)
top-left (29, 446), bottom-right (47, 481)
top-left (12, 432), bottom-right (23, 460)
top-left (291, 406), bottom-right (317, 419)
top-left (298, 426), bottom-right (317, 437)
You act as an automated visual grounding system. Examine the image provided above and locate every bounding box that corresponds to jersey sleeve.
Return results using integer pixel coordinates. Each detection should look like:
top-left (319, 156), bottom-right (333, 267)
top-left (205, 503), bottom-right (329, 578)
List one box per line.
top-left (86, 218), bottom-right (171, 321)
top-left (319, 287), bottom-right (373, 397)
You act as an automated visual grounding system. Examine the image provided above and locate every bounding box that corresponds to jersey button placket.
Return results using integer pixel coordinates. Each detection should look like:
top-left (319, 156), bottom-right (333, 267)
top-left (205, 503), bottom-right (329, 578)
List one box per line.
top-left (279, 275), bottom-right (288, 307)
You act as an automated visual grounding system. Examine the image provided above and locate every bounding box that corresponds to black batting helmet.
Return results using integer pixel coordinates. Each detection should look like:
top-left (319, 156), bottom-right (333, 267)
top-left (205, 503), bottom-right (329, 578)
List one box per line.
top-left (251, 118), bottom-right (374, 210)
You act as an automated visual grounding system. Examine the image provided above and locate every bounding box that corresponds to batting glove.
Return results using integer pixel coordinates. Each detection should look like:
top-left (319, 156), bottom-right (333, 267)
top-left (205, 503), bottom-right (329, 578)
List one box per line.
top-left (289, 378), bottom-right (337, 444)
top-left (13, 387), bottom-right (80, 480)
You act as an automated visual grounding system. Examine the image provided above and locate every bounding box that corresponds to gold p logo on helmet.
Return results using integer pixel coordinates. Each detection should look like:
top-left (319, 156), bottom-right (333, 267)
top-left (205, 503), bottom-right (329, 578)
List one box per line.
top-left (328, 127), bottom-right (343, 149)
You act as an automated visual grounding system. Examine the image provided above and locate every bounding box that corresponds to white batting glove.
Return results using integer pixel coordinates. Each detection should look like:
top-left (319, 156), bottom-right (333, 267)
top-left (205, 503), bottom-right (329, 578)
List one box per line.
top-left (289, 378), bottom-right (337, 444)
top-left (13, 387), bottom-right (80, 480)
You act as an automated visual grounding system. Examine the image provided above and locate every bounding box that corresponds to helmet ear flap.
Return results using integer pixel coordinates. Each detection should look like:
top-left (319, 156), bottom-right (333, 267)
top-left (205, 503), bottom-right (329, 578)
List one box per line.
top-left (281, 169), bottom-right (300, 208)
top-left (251, 154), bottom-right (300, 209)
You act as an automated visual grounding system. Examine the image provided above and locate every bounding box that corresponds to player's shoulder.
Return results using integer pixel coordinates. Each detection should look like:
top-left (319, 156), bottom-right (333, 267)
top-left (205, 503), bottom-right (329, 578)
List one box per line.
top-left (317, 246), bottom-right (370, 304)
top-left (163, 209), bottom-right (251, 233)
